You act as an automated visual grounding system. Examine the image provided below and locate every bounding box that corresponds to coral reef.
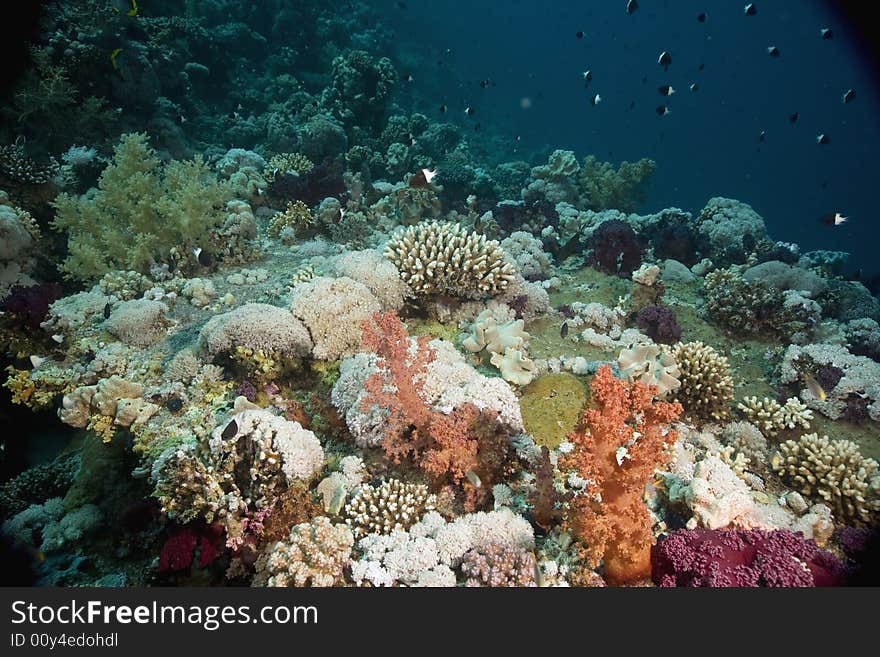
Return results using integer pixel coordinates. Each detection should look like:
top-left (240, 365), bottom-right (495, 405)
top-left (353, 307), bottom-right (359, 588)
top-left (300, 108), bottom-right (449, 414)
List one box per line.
top-left (665, 341), bottom-right (734, 423)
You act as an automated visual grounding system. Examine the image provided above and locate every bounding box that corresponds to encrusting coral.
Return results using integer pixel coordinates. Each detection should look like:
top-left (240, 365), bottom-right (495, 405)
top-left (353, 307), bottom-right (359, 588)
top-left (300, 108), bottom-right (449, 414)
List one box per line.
top-left (561, 365), bottom-right (682, 585)
top-left (772, 433), bottom-right (879, 525)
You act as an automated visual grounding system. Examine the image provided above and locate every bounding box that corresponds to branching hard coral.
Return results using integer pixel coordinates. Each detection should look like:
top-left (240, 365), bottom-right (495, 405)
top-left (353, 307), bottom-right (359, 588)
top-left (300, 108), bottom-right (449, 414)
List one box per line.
top-left (736, 396), bottom-right (813, 438)
top-left (561, 365), bottom-right (682, 585)
top-left (360, 312), bottom-right (518, 511)
top-left (50, 132), bottom-right (233, 281)
top-left (577, 155), bottom-right (656, 212)
top-left (772, 434), bottom-right (879, 525)
top-left (255, 517), bottom-right (353, 587)
top-left (263, 153), bottom-right (313, 183)
top-left (461, 542), bottom-right (537, 587)
top-left (267, 200), bottom-right (316, 242)
top-left (384, 221), bottom-right (516, 300)
top-left (664, 341), bottom-right (734, 423)
top-left (153, 409), bottom-right (324, 544)
top-left (344, 479), bottom-right (437, 539)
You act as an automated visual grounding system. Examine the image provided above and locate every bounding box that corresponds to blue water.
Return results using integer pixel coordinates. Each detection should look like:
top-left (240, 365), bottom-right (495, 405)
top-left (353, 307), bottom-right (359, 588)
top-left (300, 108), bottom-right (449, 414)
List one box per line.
top-left (384, 0), bottom-right (880, 277)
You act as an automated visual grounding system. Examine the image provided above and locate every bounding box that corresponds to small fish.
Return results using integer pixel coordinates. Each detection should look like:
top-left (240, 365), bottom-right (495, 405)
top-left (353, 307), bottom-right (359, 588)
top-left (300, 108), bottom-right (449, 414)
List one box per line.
top-left (103, 302), bottom-right (112, 319)
top-left (439, 104), bottom-right (447, 113)
top-left (464, 106), bottom-right (475, 116)
top-left (658, 51), bottom-right (672, 70)
top-left (789, 111), bottom-right (799, 124)
top-left (744, 3), bottom-right (757, 16)
top-left (820, 27), bottom-right (833, 39)
top-left (816, 133), bottom-right (830, 145)
top-left (658, 84), bottom-right (675, 96)
top-left (575, 30), bottom-right (584, 39)
top-left (51, 334), bottom-right (64, 344)
top-left (192, 247), bottom-right (214, 267)
top-left (179, 115), bottom-right (187, 124)
top-left (803, 372), bottom-right (827, 401)
top-left (404, 132), bottom-right (416, 146)
top-left (843, 88), bottom-right (856, 103)
top-left (479, 78), bottom-right (491, 89)
top-left (656, 105), bottom-right (670, 116)
top-left (767, 46), bottom-right (780, 58)
top-left (616, 446), bottom-right (630, 466)
top-left (697, 12), bottom-right (707, 23)
top-left (628, 100), bottom-right (636, 109)
top-left (422, 168), bottom-right (438, 184)
top-left (591, 93), bottom-right (602, 105)
top-left (465, 470), bottom-right (482, 488)
top-left (771, 452), bottom-right (783, 469)
top-left (405, 74), bottom-right (414, 82)
top-left (626, 0), bottom-right (639, 15)
top-left (222, 419), bottom-right (239, 440)
top-left (758, 130), bottom-right (766, 142)
top-left (560, 321), bottom-right (569, 338)
top-left (689, 82), bottom-right (699, 92)
top-left (582, 70), bottom-right (593, 85)
top-left (29, 355), bottom-right (47, 368)
top-left (698, 62), bottom-right (705, 71)
top-left (820, 211), bottom-right (847, 227)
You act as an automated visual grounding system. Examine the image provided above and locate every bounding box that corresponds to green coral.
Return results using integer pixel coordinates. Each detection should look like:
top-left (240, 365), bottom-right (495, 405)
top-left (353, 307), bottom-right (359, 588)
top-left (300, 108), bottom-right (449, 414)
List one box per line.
top-left (50, 132), bottom-right (233, 281)
top-left (577, 155), bottom-right (656, 212)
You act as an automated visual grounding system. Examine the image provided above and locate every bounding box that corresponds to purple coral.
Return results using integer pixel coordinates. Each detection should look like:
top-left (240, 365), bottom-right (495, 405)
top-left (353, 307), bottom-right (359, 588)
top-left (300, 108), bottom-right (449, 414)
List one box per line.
top-left (235, 380), bottom-right (258, 402)
top-left (1, 283), bottom-right (63, 329)
top-left (651, 528), bottom-right (845, 587)
top-left (635, 305), bottom-right (682, 344)
top-left (586, 219), bottom-right (643, 276)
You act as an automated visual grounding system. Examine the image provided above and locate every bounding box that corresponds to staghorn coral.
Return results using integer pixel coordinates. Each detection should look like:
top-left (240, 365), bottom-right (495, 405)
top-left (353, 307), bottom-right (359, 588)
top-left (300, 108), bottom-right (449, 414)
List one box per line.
top-left (50, 132), bottom-right (233, 282)
top-left (736, 396), bottom-right (813, 437)
top-left (384, 221), bottom-right (516, 300)
top-left (256, 517), bottom-right (353, 587)
top-left (561, 365), bottom-right (682, 584)
top-left (665, 341), bottom-right (734, 423)
top-left (344, 479), bottom-right (437, 539)
top-left (772, 434), bottom-right (879, 525)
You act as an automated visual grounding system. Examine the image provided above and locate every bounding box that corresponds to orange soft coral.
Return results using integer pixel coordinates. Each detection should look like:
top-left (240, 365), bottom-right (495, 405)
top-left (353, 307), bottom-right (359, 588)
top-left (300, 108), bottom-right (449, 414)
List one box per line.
top-left (360, 312), bottom-right (514, 510)
top-left (561, 364), bottom-right (682, 585)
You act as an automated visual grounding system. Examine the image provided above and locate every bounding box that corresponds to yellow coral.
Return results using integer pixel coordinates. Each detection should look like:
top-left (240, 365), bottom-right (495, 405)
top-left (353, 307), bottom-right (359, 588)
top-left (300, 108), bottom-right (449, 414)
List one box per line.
top-left (4, 366), bottom-right (35, 406)
top-left (268, 201), bottom-right (315, 239)
top-left (87, 413), bottom-right (116, 443)
top-left (264, 153), bottom-right (313, 182)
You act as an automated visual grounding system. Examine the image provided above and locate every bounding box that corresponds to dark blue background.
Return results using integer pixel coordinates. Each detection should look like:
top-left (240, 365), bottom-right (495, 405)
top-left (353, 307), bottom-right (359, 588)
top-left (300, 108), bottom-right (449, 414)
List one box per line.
top-left (383, 0), bottom-right (880, 278)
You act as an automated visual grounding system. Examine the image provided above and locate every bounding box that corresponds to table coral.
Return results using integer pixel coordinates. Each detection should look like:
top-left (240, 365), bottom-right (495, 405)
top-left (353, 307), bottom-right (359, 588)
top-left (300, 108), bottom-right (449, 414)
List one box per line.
top-left (561, 365), bottom-right (682, 585)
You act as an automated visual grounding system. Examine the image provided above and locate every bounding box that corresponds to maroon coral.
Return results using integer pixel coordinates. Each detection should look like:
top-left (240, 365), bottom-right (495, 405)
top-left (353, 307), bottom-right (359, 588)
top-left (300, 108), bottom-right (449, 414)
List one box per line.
top-left (158, 524), bottom-right (224, 573)
top-left (651, 528), bottom-right (845, 587)
top-left (635, 305), bottom-right (682, 344)
top-left (1, 283), bottom-right (63, 329)
top-left (586, 219), bottom-right (643, 276)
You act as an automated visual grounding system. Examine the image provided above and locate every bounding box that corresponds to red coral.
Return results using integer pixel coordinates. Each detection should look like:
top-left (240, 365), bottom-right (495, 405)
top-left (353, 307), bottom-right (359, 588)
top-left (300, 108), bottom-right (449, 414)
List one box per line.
top-left (158, 524), bottom-right (224, 573)
top-left (561, 365), bottom-right (682, 585)
top-left (651, 528), bottom-right (845, 587)
top-left (360, 312), bottom-right (514, 511)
